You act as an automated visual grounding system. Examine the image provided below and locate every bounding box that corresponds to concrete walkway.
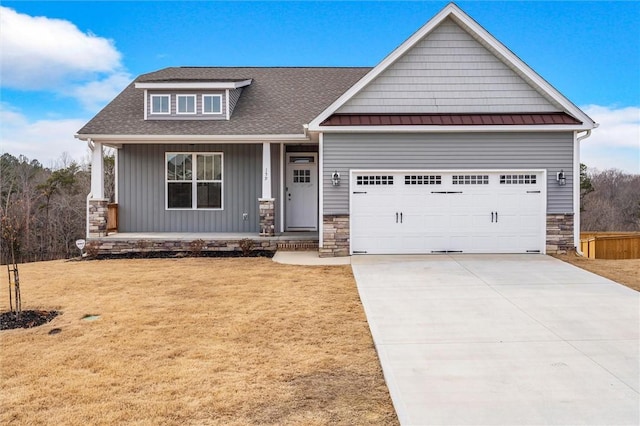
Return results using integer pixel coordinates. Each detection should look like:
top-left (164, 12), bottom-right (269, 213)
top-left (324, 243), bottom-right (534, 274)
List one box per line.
top-left (351, 254), bottom-right (639, 425)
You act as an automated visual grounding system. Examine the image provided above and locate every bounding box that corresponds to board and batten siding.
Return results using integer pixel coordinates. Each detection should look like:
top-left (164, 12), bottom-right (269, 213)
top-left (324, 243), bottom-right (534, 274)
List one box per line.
top-left (337, 18), bottom-right (560, 114)
top-left (117, 143), bottom-right (281, 232)
top-left (323, 132), bottom-right (574, 215)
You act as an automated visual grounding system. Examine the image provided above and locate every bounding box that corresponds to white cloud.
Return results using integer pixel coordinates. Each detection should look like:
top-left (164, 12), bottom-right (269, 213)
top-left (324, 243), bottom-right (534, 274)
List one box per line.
top-left (70, 72), bottom-right (132, 111)
top-left (0, 6), bottom-right (122, 90)
top-left (0, 104), bottom-right (89, 168)
top-left (0, 7), bottom-right (131, 113)
top-left (580, 105), bottom-right (640, 174)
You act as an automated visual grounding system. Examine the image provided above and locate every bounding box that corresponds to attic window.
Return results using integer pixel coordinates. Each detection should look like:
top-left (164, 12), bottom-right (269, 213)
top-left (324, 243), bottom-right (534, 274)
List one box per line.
top-left (151, 95), bottom-right (170, 114)
top-left (177, 95), bottom-right (196, 114)
top-left (203, 95), bottom-right (222, 114)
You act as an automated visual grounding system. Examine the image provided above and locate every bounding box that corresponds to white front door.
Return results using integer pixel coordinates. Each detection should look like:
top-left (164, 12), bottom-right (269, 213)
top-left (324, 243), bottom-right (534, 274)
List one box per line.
top-left (285, 153), bottom-right (318, 230)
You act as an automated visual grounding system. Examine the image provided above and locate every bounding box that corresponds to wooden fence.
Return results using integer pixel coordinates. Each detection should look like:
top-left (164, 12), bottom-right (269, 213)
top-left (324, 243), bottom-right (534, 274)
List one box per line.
top-left (580, 232), bottom-right (640, 259)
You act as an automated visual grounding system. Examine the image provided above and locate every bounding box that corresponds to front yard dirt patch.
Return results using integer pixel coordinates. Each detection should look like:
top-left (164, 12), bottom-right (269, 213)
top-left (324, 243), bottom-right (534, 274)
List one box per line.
top-left (553, 254), bottom-right (640, 291)
top-left (0, 258), bottom-right (398, 425)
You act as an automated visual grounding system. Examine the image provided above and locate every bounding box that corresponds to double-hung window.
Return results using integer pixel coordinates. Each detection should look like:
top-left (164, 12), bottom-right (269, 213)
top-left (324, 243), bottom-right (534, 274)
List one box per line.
top-left (176, 95), bottom-right (196, 114)
top-left (151, 95), bottom-right (170, 114)
top-left (166, 153), bottom-right (223, 209)
top-left (202, 94), bottom-right (222, 114)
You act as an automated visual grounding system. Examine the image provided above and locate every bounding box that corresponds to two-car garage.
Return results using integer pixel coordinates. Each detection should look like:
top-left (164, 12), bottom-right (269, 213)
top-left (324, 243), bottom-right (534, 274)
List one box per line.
top-left (350, 170), bottom-right (546, 254)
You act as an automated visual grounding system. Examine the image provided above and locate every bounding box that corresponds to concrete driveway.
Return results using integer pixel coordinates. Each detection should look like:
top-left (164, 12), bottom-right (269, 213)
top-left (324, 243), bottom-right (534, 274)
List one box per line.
top-left (351, 255), bottom-right (639, 425)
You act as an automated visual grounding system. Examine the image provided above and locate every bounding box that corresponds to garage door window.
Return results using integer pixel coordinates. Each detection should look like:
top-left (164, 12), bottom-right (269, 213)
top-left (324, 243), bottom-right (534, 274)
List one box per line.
top-left (452, 175), bottom-right (489, 185)
top-left (500, 174), bottom-right (537, 184)
top-left (356, 175), bottom-right (394, 185)
top-left (405, 175), bottom-right (442, 185)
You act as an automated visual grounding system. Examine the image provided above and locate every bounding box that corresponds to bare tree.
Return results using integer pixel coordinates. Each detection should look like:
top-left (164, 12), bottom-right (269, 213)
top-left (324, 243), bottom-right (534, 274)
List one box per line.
top-left (581, 167), bottom-right (640, 232)
top-left (1, 153), bottom-right (90, 262)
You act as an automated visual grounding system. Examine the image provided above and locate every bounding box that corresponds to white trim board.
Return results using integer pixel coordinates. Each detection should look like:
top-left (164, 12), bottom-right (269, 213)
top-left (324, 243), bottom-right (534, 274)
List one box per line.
top-left (135, 80), bottom-right (252, 90)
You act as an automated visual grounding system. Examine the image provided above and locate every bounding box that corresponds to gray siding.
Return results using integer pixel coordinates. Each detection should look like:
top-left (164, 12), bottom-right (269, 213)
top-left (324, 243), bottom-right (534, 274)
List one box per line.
top-left (228, 88), bottom-right (243, 117)
top-left (146, 90), bottom-right (228, 120)
top-left (323, 132), bottom-right (574, 215)
top-left (338, 18), bottom-right (559, 114)
top-left (118, 143), bottom-right (281, 232)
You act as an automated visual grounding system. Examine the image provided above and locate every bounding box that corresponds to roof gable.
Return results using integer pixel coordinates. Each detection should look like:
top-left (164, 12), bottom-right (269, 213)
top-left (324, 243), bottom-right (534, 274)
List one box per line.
top-left (309, 3), bottom-right (596, 130)
top-left (337, 17), bottom-right (561, 114)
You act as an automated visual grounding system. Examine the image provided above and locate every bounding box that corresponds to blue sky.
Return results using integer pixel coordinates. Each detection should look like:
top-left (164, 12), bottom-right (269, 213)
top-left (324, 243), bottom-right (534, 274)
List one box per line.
top-left (1, 1), bottom-right (639, 172)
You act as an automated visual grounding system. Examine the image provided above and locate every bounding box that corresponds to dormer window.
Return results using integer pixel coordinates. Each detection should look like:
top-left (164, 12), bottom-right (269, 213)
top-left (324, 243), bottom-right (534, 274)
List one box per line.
top-left (177, 95), bottom-right (196, 114)
top-left (203, 94), bottom-right (222, 114)
top-left (137, 78), bottom-right (252, 120)
top-left (151, 95), bottom-right (170, 114)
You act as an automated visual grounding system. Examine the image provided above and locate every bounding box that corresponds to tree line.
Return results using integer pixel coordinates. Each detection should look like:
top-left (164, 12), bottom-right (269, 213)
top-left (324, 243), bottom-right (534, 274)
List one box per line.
top-left (581, 164), bottom-right (640, 232)
top-left (1, 152), bottom-right (114, 263)
top-left (1, 153), bottom-right (638, 264)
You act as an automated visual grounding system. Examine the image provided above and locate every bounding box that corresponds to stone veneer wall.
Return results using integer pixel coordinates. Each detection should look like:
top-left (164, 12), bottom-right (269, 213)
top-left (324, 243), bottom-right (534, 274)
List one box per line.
top-left (86, 238), bottom-right (280, 256)
top-left (319, 214), bottom-right (350, 257)
top-left (88, 199), bottom-right (109, 238)
top-left (546, 213), bottom-right (575, 254)
top-left (259, 198), bottom-right (275, 236)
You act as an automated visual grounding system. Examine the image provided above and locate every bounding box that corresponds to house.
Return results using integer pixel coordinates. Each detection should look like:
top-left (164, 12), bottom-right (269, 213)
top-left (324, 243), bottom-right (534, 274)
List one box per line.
top-left (76, 3), bottom-right (596, 257)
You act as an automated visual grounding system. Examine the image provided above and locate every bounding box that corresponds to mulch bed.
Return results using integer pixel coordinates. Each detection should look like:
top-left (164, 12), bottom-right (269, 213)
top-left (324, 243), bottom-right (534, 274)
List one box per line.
top-left (0, 310), bottom-right (60, 331)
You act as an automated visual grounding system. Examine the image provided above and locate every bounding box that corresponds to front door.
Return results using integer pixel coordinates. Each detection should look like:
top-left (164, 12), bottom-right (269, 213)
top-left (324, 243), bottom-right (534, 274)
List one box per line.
top-left (285, 153), bottom-right (318, 231)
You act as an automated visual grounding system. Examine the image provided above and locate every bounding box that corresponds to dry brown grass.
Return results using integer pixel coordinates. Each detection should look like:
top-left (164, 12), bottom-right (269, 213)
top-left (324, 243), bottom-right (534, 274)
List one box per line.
top-left (0, 258), bottom-right (398, 425)
top-left (554, 254), bottom-right (640, 291)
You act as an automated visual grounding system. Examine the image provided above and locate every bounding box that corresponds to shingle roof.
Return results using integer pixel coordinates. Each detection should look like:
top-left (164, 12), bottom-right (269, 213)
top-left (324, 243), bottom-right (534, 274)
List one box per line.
top-left (77, 67), bottom-right (371, 136)
top-left (321, 113), bottom-right (582, 126)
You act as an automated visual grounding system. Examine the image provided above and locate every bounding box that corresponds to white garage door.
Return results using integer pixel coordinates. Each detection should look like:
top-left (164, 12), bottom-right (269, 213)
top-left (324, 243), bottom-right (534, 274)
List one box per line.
top-left (350, 171), bottom-right (545, 254)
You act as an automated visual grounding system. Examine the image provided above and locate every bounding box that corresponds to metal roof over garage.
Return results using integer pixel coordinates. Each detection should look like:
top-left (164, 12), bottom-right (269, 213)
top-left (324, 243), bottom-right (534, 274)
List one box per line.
top-left (320, 113), bottom-right (582, 127)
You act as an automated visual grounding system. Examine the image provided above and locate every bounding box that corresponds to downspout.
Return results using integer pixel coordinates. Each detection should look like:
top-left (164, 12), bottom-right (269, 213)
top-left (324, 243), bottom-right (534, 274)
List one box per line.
top-left (86, 139), bottom-right (94, 239)
top-left (574, 129), bottom-right (592, 256)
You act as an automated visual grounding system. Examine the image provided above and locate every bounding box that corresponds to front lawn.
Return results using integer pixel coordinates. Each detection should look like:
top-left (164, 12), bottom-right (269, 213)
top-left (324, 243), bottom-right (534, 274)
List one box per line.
top-left (0, 258), bottom-right (398, 425)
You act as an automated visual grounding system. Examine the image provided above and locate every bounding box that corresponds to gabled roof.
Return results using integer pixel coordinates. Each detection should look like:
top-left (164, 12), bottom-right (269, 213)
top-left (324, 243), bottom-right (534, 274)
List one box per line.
top-left (77, 67), bottom-right (370, 139)
top-left (308, 3), bottom-right (596, 131)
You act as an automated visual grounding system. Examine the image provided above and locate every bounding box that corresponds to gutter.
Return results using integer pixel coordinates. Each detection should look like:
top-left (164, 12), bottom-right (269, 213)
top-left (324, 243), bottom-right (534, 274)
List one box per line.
top-left (74, 133), bottom-right (310, 143)
top-left (574, 129), bottom-right (593, 256)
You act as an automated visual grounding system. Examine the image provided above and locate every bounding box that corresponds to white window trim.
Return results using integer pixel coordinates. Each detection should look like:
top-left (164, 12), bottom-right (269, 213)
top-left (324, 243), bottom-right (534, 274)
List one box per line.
top-left (149, 93), bottom-right (171, 115)
top-left (202, 94), bottom-right (223, 115)
top-left (144, 89), bottom-right (148, 120)
top-left (150, 94), bottom-right (171, 115)
top-left (225, 89), bottom-right (230, 120)
top-left (165, 152), bottom-right (224, 210)
top-left (176, 94), bottom-right (197, 115)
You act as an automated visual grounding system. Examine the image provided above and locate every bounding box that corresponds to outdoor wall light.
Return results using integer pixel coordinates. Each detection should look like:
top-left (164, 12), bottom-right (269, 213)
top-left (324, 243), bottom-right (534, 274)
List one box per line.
top-left (331, 171), bottom-right (341, 186)
top-left (556, 170), bottom-right (566, 186)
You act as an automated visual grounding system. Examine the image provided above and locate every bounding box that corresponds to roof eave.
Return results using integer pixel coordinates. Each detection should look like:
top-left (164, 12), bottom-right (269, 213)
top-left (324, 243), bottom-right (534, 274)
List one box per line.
top-left (134, 79), bottom-right (253, 90)
top-left (308, 124), bottom-right (594, 133)
top-left (74, 133), bottom-right (310, 144)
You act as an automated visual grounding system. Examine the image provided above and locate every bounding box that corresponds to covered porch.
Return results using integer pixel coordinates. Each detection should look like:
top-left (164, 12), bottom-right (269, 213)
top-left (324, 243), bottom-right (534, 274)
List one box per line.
top-left (84, 138), bottom-right (321, 255)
